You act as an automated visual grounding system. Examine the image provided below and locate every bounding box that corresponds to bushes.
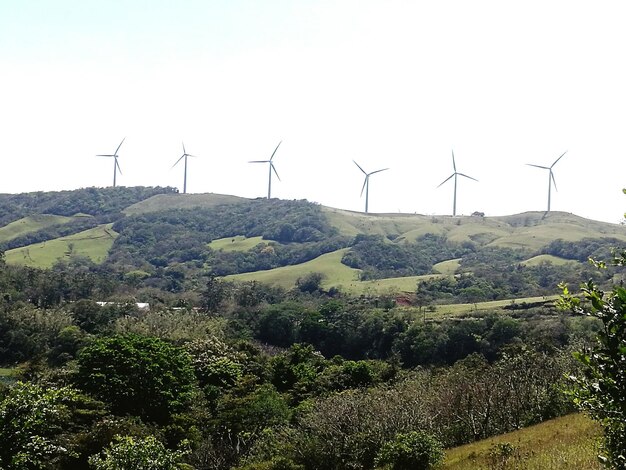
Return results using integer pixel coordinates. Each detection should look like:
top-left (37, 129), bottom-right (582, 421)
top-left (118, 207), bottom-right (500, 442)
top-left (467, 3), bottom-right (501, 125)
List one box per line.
top-left (75, 334), bottom-right (196, 424)
top-left (88, 435), bottom-right (189, 470)
top-left (375, 431), bottom-right (444, 470)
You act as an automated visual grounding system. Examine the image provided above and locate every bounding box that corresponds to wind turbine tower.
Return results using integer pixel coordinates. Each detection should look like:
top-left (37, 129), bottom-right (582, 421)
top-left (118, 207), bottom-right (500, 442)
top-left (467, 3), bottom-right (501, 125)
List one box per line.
top-left (353, 161), bottom-right (389, 214)
top-left (249, 141), bottom-right (282, 199)
top-left (96, 138), bottom-right (125, 187)
top-left (526, 151), bottom-right (567, 212)
top-left (437, 150), bottom-right (478, 216)
top-left (172, 142), bottom-right (198, 194)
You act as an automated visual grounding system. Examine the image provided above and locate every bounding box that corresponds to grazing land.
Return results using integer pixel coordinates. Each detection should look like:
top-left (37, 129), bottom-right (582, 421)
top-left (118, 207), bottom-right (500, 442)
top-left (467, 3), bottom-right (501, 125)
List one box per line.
top-left (208, 235), bottom-right (265, 252)
top-left (443, 414), bottom-right (602, 470)
top-left (0, 214), bottom-right (75, 242)
top-left (4, 224), bottom-right (118, 268)
top-left (123, 192), bottom-right (247, 215)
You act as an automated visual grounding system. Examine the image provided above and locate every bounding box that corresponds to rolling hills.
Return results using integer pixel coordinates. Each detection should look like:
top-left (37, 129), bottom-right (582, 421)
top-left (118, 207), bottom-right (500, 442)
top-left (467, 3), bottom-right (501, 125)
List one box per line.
top-left (1, 188), bottom-right (624, 296)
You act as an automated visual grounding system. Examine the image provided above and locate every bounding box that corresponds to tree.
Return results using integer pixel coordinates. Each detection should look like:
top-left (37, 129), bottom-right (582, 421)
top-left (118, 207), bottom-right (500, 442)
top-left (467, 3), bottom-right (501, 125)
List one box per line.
top-left (560, 257), bottom-right (626, 467)
top-left (88, 435), bottom-right (189, 470)
top-left (559, 190), bottom-right (626, 467)
top-left (0, 382), bottom-right (80, 469)
top-left (75, 334), bottom-right (197, 424)
top-left (201, 275), bottom-right (230, 313)
top-left (375, 431), bottom-right (444, 470)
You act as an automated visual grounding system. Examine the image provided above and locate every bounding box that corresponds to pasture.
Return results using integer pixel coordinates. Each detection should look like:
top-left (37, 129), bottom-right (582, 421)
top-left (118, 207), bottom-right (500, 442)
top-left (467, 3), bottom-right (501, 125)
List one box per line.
top-left (4, 224), bottom-right (118, 268)
top-left (0, 214), bottom-right (75, 243)
top-left (208, 235), bottom-right (265, 252)
top-left (444, 413), bottom-right (601, 470)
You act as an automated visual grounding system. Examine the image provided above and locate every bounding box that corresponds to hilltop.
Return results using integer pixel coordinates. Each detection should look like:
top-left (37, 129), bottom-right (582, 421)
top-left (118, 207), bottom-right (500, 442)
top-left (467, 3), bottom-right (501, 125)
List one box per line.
top-left (1, 187), bottom-right (624, 296)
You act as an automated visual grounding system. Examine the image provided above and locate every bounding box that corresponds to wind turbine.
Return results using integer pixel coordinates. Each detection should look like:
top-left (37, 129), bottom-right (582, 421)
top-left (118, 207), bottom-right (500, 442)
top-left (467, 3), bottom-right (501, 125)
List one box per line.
top-left (437, 150), bottom-right (478, 216)
top-left (526, 151), bottom-right (567, 212)
top-left (354, 161), bottom-right (389, 214)
top-left (172, 142), bottom-right (198, 194)
top-left (96, 138), bottom-right (125, 187)
top-left (249, 141), bottom-right (282, 199)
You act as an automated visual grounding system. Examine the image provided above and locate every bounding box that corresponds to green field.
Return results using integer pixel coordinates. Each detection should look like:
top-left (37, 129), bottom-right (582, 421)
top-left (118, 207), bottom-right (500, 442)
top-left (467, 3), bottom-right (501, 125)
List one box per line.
top-left (421, 295), bottom-right (559, 317)
top-left (224, 248), bottom-right (444, 294)
top-left (0, 214), bottom-right (75, 243)
top-left (444, 414), bottom-right (601, 470)
top-left (5, 224), bottom-right (118, 268)
top-left (208, 235), bottom-right (266, 252)
top-left (433, 258), bottom-right (461, 275)
top-left (225, 248), bottom-right (359, 290)
top-left (123, 193), bottom-right (247, 215)
top-left (521, 254), bottom-right (580, 267)
top-left (323, 208), bottom-right (626, 252)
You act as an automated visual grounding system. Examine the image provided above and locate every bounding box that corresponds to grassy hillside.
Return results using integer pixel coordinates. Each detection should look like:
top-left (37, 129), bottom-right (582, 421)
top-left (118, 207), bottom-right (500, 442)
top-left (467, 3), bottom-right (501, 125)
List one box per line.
top-left (208, 235), bottom-right (265, 252)
top-left (1, 189), bottom-right (623, 283)
top-left (521, 254), bottom-right (580, 267)
top-left (443, 413), bottom-right (601, 470)
top-left (123, 192), bottom-right (247, 215)
top-left (0, 214), bottom-right (75, 242)
top-left (225, 248), bottom-right (444, 294)
top-left (4, 224), bottom-right (118, 268)
top-left (324, 207), bottom-right (626, 250)
top-left (225, 248), bottom-right (359, 290)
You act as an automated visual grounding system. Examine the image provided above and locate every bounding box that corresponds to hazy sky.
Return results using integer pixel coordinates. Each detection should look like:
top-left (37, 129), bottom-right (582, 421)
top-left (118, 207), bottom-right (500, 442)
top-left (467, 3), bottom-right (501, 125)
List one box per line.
top-left (1, 1), bottom-right (625, 223)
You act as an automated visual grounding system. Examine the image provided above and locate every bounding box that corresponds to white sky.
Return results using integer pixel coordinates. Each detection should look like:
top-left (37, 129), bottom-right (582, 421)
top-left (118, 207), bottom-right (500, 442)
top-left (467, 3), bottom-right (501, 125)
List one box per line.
top-left (1, 0), bottom-right (625, 223)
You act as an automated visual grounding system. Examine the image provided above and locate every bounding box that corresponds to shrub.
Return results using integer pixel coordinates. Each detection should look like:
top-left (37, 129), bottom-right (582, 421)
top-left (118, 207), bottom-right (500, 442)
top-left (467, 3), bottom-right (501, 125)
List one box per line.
top-left (375, 431), bottom-right (444, 470)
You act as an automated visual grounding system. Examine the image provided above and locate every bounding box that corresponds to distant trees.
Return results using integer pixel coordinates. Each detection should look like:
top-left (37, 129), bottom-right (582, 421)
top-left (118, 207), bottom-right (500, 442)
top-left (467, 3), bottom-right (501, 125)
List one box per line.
top-left (0, 186), bottom-right (175, 227)
top-left (342, 233), bottom-right (472, 280)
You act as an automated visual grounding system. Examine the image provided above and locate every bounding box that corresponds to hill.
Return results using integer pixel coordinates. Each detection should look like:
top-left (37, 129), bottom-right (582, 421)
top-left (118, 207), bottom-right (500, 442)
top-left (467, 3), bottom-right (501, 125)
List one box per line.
top-left (443, 413), bottom-right (601, 469)
top-left (0, 188), bottom-right (624, 298)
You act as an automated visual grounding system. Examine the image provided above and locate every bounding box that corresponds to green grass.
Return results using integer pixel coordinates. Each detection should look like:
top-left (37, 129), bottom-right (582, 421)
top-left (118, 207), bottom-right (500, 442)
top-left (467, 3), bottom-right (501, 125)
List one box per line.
top-left (443, 414), bottom-right (602, 470)
top-left (208, 236), bottom-right (265, 252)
top-left (521, 254), bottom-right (580, 267)
top-left (433, 258), bottom-right (461, 275)
top-left (225, 248), bottom-right (360, 290)
top-left (0, 368), bottom-right (14, 377)
top-left (123, 193), bottom-right (247, 215)
top-left (323, 208), bottom-right (626, 252)
top-left (224, 248), bottom-right (443, 294)
top-left (0, 214), bottom-right (75, 243)
top-left (420, 295), bottom-right (560, 317)
top-left (5, 224), bottom-right (118, 268)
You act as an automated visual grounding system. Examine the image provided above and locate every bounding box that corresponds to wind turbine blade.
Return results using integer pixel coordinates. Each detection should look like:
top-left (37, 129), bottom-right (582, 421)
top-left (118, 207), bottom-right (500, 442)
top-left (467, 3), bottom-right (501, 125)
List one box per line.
top-left (114, 137), bottom-right (126, 155)
top-left (172, 155), bottom-right (185, 168)
top-left (249, 160), bottom-right (270, 163)
top-left (96, 154), bottom-right (114, 157)
top-left (269, 141), bottom-right (282, 161)
top-left (437, 174), bottom-right (455, 188)
top-left (551, 150), bottom-right (567, 168)
top-left (271, 163), bottom-right (281, 181)
top-left (369, 168), bottom-right (389, 176)
top-left (182, 141), bottom-right (186, 155)
top-left (116, 159), bottom-right (122, 175)
top-left (360, 177), bottom-right (367, 197)
top-left (550, 170), bottom-right (558, 191)
top-left (187, 154), bottom-right (199, 158)
top-left (526, 164), bottom-right (550, 170)
top-left (457, 173), bottom-right (478, 182)
top-left (353, 160), bottom-right (367, 175)
top-left (452, 150), bottom-right (457, 172)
